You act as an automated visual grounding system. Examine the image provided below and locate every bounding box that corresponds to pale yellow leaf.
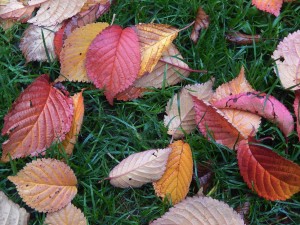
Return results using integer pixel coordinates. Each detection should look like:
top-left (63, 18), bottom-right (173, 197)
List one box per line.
top-left (150, 196), bottom-right (245, 225)
top-left (0, 191), bottom-right (29, 225)
top-left (44, 203), bottom-right (87, 225)
top-left (153, 140), bottom-right (193, 205)
top-left (57, 22), bottom-right (109, 83)
top-left (0, 1), bottom-right (35, 21)
top-left (19, 24), bottom-right (61, 62)
top-left (109, 148), bottom-right (172, 188)
top-left (164, 80), bottom-right (214, 139)
top-left (8, 158), bottom-right (77, 213)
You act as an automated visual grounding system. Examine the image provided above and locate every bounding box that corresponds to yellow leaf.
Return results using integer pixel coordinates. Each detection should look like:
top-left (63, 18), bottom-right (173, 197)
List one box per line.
top-left (57, 22), bottom-right (109, 83)
top-left (44, 203), bottom-right (87, 225)
top-left (153, 140), bottom-right (193, 205)
top-left (8, 158), bottom-right (77, 213)
top-left (60, 91), bottom-right (85, 155)
top-left (135, 23), bottom-right (178, 77)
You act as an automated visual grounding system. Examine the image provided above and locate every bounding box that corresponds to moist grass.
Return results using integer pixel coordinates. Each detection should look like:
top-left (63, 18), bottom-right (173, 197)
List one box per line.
top-left (1, 0), bottom-right (300, 224)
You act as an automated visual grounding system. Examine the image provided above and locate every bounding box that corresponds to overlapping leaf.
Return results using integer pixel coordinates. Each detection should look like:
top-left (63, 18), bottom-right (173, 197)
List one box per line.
top-left (44, 203), bottom-right (87, 225)
top-left (8, 158), bottom-right (77, 213)
top-left (153, 140), bottom-right (193, 205)
top-left (0, 191), bottom-right (30, 225)
top-left (1, 74), bottom-right (73, 162)
top-left (0, 1), bottom-right (36, 22)
top-left (109, 148), bottom-right (171, 188)
top-left (150, 196), bottom-right (245, 225)
top-left (57, 22), bottom-right (109, 82)
top-left (238, 139), bottom-right (300, 200)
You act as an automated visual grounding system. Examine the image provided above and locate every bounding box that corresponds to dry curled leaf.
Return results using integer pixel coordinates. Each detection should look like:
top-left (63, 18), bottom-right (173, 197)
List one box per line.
top-left (190, 7), bottom-right (209, 43)
top-left (8, 158), bottom-right (77, 213)
top-left (150, 195), bottom-right (245, 225)
top-left (294, 90), bottom-right (300, 141)
top-left (44, 203), bottom-right (87, 225)
top-left (226, 31), bottom-right (261, 45)
top-left (1, 74), bottom-right (73, 162)
top-left (0, 191), bottom-right (30, 225)
top-left (109, 148), bottom-right (171, 188)
top-left (153, 140), bottom-right (193, 205)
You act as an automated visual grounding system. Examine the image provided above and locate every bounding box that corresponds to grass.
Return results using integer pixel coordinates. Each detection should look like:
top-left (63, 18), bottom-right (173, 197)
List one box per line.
top-left (1, 0), bottom-right (300, 224)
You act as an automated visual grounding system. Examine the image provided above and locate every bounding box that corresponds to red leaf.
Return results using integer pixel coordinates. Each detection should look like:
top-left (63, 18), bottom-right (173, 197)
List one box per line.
top-left (294, 90), bottom-right (300, 140)
top-left (86, 25), bottom-right (141, 104)
top-left (212, 92), bottom-right (294, 137)
top-left (238, 139), bottom-right (300, 200)
top-left (54, 21), bottom-right (67, 59)
top-left (1, 75), bottom-right (73, 162)
top-left (192, 96), bottom-right (245, 149)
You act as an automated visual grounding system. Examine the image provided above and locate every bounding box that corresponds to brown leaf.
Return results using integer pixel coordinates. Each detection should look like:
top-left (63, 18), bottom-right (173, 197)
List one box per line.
top-left (190, 7), bottom-right (209, 43)
top-left (226, 31), bottom-right (261, 45)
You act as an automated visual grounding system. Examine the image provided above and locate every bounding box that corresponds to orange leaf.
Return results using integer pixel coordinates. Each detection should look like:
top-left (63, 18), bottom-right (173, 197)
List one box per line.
top-left (134, 23), bottom-right (178, 77)
top-left (190, 7), bottom-right (209, 43)
top-left (115, 86), bottom-right (146, 101)
top-left (1, 75), bottom-right (73, 162)
top-left (153, 140), bottom-right (193, 205)
top-left (86, 25), bottom-right (141, 104)
top-left (252, 0), bottom-right (283, 16)
top-left (60, 91), bottom-right (84, 155)
top-left (238, 139), bottom-right (300, 200)
top-left (8, 158), bottom-right (77, 212)
top-left (57, 22), bottom-right (109, 82)
top-left (45, 203), bottom-right (87, 225)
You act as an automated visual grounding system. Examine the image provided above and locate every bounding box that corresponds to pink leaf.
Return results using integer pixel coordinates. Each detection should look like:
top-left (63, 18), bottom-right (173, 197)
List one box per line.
top-left (294, 90), bottom-right (300, 140)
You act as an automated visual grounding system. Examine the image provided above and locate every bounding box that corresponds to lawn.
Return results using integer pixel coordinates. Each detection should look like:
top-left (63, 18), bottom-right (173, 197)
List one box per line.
top-left (0, 0), bottom-right (300, 224)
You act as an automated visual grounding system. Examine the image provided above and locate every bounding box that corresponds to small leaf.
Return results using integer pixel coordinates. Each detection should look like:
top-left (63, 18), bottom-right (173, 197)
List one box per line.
top-left (252, 0), bottom-right (282, 16)
top-left (0, 1), bottom-right (35, 22)
top-left (150, 195), bottom-right (245, 225)
top-left (134, 23), bottom-right (178, 77)
top-left (57, 22), bottom-right (109, 82)
top-left (116, 86), bottom-right (146, 101)
top-left (212, 92), bottom-right (294, 137)
top-left (109, 148), bottom-right (171, 188)
top-left (153, 140), bottom-right (193, 205)
top-left (86, 25), bottom-right (141, 104)
top-left (226, 31), bottom-right (261, 45)
top-left (294, 90), bottom-right (300, 141)
top-left (8, 158), bottom-right (77, 212)
top-left (190, 7), bottom-right (209, 43)
top-left (44, 203), bottom-right (87, 225)
top-left (1, 74), bottom-right (73, 162)
top-left (238, 139), bottom-right (300, 200)
top-left (0, 191), bottom-right (30, 225)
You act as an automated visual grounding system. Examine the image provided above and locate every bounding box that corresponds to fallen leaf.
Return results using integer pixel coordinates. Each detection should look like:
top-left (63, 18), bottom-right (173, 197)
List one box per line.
top-left (59, 91), bottom-right (84, 155)
top-left (294, 90), bottom-right (300, 141)
top-left (115, 86), bottom-right (146, 101)
top-left (164, 80), bottom-right (214, 139)
top-left (1, 74), bottom-right (73, 162)
top-left (252, 0), bottom-right (282, 16)
top-left (0, 191), bottom-right (30, 225)
top-left (44, 203), bottom-right (87, 225)
top-left (153, 140), bottom-right (193, 205)
top-left (235, 201), bottom-right (250, 224)
top-left (134, 23), bottom-right (178, 77)
top-left (57, 22), bottom-right (109, 82)
top-left (272, 30), bottom-right (300, 90)
top-left (150, 195), bottom-right (245, 225)
top-left (109, 148), bottom-right (171, 188)
top-left (20, 24), bottom-right (62, 62)
top-left (86, 25), bottom-right (141, 104)
top-left (0, 18), bottom-right (16, 30)
top-left (193, 96), bottom-right (245, 149)
top-left (28, 0), bottom-right (87, 26)
top-left (0, 1), bottom-right (36, 22)
top-left (238, 139), bottom-right (300, 200)
top-left (8, 158), bottom-right (77, 212)
top-left (190, 7), bottom-right (209, 43)
top-left (196, 163), bottom-right (214, 194)
top-left (212, 92), bottom-right (294, 137)
top-left (53, 21), bottom-right (67, 59)
top-left (226, 31), bottom-right (261, 45)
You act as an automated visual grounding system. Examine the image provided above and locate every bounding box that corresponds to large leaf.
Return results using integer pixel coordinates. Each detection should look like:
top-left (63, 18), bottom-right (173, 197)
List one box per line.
top-left (44, 203), bottom-right (87, 225)
top-left (237, 139), bottom-right (300, 200)
top-left (272, 30), bottom-right (300, 90)
top-left (8, 158), bottom-right (77, 212)
top-left (193, 96), bottom-right (245, 149)
top-left (212, 92), bottom-right (294, 137)
top-left (164, 80), bottom-right (214, 139)
top-left (1, 74), bottom-right (73, 162)
top-left (252, 0), bottom-right (282, 16)
top-left (134, 23), bottom-right (178, 77)
top-left (0, 191), bottom-right (30, 225)
top-left (109, 148), bottom-right (171, 188)
top-left (150, 195), bottom-right (245, 225)
top-left (57, 22), bottom-right (109, 82)
top-left (153, 140), bottom-right (193, 205)
top-left (86, 25), bottom-right (141, 104)
top-left (28, 0), bottom-right (87, 26)
top-left (0, 1), bottom-right (36, 22)
top-left (20, 24), bottom-right (61, 62)
top-left (294, 90), bottom-right (300, 141)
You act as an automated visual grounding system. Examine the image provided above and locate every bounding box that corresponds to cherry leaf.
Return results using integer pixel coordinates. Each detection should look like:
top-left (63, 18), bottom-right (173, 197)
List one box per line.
top-left (1, 75), bottom-right (73, 162)
top-left (252, 0), bottom-right (282, 16)
top-left (0, 1), bottom-right (36, 22)
top-left (294, 90), bottom-right (300, 140)
top-left (238, 139), bottom-right (300, 200)
top-left (86, 25), bottom-right (141, 104)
